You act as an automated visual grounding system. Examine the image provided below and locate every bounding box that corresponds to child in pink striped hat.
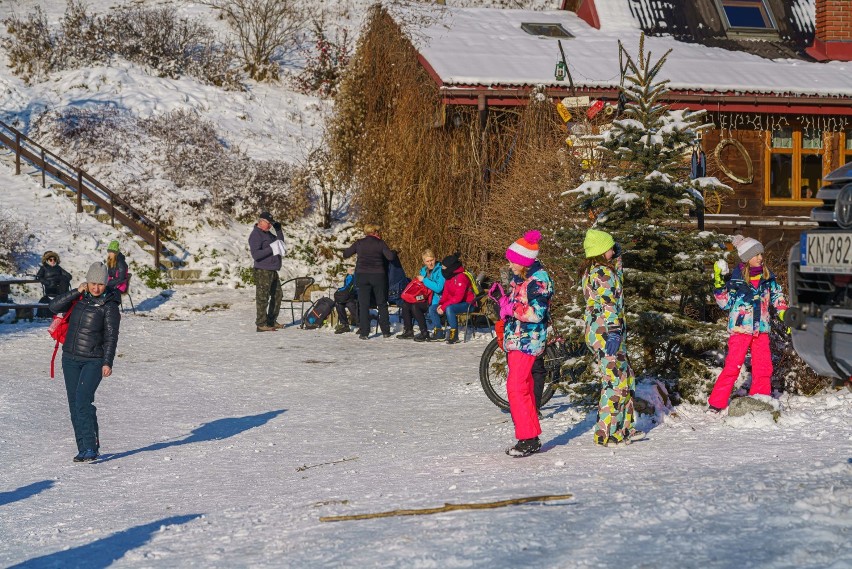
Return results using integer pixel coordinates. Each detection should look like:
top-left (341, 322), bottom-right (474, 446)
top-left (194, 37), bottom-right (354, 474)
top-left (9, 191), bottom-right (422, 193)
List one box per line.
top-left (499, 230), bottom-right (553, 457)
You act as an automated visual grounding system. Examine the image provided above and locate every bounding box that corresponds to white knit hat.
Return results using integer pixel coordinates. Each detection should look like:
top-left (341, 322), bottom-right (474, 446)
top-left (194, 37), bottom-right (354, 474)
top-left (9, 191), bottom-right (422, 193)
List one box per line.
top-left (731, 235), bottom-right (764, 263)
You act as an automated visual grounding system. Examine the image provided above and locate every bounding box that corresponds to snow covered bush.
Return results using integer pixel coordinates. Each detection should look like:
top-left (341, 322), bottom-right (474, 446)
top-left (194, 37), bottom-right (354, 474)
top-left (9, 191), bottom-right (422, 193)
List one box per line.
top-left (2, 6), bottom-right (55, 83)
top-left (0, 210), bottom-right (29, 272)
top-left (3, 1), bottom-right (241, 89)
top-left (31, 107), bottom-right (309, 229)
top-left (293, 16), bottom-right (351, 99)
top-left (292, 146), bottom-right (350, 229)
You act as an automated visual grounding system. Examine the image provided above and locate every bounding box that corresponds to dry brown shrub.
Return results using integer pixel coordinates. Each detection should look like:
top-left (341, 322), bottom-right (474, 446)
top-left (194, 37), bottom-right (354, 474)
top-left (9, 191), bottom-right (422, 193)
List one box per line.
top-left (461, 92), bottom-right (583, 309)
top-left (328, 5), bottom-right (583, 279)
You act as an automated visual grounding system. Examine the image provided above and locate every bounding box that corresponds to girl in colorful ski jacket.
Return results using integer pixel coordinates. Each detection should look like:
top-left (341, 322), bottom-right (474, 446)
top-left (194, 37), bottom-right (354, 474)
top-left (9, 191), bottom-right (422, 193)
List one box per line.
top-left (707, 236), bottom-right (787, 413)
top-left (581, 229), bottom-right (641, 446)
top-left (500, 230), bottom-right (552, 457)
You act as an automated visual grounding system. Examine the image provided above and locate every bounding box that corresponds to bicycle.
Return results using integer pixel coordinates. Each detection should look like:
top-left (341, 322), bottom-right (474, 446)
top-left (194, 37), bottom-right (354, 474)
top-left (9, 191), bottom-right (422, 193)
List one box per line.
top-left (479, 330), bottom-right (588, 411)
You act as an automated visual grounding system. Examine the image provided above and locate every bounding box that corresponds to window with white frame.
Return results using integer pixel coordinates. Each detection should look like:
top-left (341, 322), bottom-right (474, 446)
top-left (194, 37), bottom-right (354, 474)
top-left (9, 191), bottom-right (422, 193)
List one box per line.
top-left (717, 0), bottom-right (777, 30)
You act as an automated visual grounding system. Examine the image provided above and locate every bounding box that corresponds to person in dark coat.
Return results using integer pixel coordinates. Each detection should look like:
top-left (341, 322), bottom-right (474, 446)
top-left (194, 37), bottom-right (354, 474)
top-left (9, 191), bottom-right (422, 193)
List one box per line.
top-left (49, 262), bottom-right (121, 463)
top-left (334, 268), bottom-right (359, 334)
top-left (248, 211), bottom-right (286, 332)
top-left (36, 251), bottom-right (72, 297)
top-left (105, 240), bottom-right (129, 293)
top-left (342, 224), bottom-right (397, 339)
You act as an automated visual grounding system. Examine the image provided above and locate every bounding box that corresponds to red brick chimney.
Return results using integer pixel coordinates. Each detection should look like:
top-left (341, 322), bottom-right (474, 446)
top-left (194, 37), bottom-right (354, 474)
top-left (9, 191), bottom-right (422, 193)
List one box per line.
top-left (807, 0), bottom-right (852, 61)
top-left (561, 0), bottom-right (600, 29)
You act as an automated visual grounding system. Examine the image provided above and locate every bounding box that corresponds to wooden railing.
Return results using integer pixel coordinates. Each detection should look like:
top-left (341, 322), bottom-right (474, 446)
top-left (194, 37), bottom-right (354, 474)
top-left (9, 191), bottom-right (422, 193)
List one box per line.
top-left (0, 119), bottom-right (164, 268)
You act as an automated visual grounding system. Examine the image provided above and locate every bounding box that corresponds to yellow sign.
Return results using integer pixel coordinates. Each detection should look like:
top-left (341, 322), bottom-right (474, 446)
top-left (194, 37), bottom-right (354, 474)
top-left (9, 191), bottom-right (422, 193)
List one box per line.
top-left (556, 102), bottom-right (572, 124)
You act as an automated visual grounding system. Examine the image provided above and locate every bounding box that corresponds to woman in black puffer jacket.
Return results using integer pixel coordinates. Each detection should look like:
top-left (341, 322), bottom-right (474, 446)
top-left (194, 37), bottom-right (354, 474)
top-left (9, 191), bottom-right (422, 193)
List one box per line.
top-left (49, 262), bottom-right (121, 463)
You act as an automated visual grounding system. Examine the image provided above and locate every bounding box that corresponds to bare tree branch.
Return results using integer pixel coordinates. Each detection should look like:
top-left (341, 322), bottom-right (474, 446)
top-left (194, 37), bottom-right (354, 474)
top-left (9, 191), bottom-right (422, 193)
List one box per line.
top-left (205, 0), bottom-right (304, 82)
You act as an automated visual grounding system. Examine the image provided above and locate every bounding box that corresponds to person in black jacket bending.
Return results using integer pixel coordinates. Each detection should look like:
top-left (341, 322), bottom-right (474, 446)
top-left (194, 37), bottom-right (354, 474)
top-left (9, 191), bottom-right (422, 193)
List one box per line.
top-left (342, 224), bottom-right (397, 339)
top-left (49, 262), bottom-right (121, 463)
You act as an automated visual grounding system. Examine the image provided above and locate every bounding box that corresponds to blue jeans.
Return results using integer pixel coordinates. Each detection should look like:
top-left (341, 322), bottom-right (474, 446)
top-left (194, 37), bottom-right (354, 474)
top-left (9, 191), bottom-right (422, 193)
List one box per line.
top-left (427, 304), bottom-right (443, 329)
top-left (444, 302), bottom-right (472, 331)
top-left (62, 355), bottom-right (103, 452)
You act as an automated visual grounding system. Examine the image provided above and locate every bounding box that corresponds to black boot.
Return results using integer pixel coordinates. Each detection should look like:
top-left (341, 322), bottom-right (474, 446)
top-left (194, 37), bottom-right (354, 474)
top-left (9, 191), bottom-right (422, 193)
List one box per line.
top-left (429, 327), bottom-right (445, 341)
top-left (446, 328), bottom-right (459, 344)
top-left (396, 328), bottom-right (414, 339)
top-left (506, 437), bottom-right (541, 457)
top-left (413, 330), bottom-right (429, 342)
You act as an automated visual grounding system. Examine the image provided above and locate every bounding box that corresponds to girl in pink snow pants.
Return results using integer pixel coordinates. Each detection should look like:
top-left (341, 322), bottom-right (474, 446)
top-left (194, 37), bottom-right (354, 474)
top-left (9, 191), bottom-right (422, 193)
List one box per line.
top-left (708, 236), bottom-right (787, 413)
top-left (499, 231), bottom-right (553, 457)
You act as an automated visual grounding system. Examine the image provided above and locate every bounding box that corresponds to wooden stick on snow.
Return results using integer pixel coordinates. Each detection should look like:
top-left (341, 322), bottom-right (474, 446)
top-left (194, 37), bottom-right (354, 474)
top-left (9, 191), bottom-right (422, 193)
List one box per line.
top-left (319, 493), bottom-right (573, 522)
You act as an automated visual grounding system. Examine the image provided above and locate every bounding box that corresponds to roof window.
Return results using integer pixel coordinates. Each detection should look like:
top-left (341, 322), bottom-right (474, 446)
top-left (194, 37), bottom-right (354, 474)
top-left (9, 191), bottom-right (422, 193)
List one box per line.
top-left (716, 0), bottom-right (777, 31)
top-left (521, 23), bottom-right (574, 39)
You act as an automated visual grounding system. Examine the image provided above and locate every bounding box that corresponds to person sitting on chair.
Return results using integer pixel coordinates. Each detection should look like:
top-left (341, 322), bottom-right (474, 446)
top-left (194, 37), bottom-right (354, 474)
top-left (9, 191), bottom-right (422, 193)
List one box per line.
top-left (105, 241), bottom-right (129, 294)
top-left (37, 251), bottom-right (72, 298)
top-left (397, 248), bottom-right (444, 342)
top-left (334, 268), bottom-right (358, 334)
top-left (436, 252), bottom-right (474, 345)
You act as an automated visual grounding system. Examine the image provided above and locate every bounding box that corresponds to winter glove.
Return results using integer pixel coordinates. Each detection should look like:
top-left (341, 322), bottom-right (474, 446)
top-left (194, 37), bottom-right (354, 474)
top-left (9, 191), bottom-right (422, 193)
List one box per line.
top-left (498, 296), bottom-right (513, 320)
top-left (488, 282), bottom-right (506, 303)
top-left (713, 259), bottom-right (728, 289)
top-left (778, 309), bottom-right (791, 334)
top-left (604, 331), bottom-right (621, 356)
top-left (272, 221), bottom-right (282, 232)
top-left (612, 242), bottom-right (622, 258)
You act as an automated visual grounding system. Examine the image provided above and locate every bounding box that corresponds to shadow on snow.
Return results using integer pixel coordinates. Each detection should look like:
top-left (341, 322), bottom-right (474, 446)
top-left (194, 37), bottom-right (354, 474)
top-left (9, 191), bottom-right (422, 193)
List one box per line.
top-left (8, 514), bottom-right (202, 569)
top-left (0, 480), bottom-right (55, 507)
top-left (97, 409), bottom-right (286, 463)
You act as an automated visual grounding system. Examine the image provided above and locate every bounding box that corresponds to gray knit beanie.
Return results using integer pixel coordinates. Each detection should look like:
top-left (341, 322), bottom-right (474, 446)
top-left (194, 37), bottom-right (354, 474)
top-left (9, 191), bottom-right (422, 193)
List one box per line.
top-left (86, 262), bottom-right (108, 285)
top-left (731, 235), bottom-right (764, 263)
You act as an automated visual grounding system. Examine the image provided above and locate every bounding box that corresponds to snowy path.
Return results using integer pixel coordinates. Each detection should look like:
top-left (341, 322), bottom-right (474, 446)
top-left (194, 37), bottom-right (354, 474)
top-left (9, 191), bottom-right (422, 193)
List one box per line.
top-left (1, 288), bottom-right (850, 568)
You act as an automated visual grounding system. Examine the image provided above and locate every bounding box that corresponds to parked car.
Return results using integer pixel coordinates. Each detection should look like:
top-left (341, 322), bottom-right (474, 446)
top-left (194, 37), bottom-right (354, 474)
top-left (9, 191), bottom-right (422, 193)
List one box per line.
top-left (786, 162), bottom-right (852, 384)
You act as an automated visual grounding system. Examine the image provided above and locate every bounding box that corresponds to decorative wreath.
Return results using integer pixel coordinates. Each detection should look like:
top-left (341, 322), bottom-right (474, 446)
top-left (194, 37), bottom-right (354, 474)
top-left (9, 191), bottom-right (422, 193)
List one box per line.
top-left (713, 138), bottom-right (754, 185)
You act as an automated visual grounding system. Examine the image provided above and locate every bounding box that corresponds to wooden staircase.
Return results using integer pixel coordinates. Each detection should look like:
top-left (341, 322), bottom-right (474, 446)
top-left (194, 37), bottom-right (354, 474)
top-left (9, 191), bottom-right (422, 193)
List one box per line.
top-left (0, 119), bottom-right (205, 284)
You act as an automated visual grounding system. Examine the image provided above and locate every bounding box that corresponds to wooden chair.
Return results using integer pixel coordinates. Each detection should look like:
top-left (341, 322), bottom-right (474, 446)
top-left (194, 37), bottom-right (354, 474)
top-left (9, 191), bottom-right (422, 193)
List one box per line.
top-left (459, 293), bottom-right (496, 342)
top-left (119, 273), bottom-right (136, 314)
top-left (281, 276), bottom-right (315, 324)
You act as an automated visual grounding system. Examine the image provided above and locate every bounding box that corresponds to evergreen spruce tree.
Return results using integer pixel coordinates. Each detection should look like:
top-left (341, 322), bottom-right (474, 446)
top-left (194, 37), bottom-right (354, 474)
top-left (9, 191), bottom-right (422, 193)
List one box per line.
top-left (557, 35), bottom-right (732, 402)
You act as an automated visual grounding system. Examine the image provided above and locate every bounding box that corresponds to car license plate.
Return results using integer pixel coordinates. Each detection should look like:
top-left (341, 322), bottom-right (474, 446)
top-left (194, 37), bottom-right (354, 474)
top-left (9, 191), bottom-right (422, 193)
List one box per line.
top-left (801, 232), bottom-right (852, 274)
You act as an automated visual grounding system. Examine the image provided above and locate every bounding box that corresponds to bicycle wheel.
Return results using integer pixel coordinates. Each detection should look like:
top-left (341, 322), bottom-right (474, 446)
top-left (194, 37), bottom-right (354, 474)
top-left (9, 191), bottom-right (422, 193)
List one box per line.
top-left (479, 340), bottom-right (562, 410)
top-left (479, 337), bottom-right (510, 410)
top-left (538, 344), bottom-right (562, 407)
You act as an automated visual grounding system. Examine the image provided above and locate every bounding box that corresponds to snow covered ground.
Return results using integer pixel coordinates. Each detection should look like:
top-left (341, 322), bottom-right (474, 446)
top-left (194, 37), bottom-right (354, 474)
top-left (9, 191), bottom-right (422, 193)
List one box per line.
top-left (1, 287), bottom-right (851, 568)
top-left (0, 1), bottom-right (850, 565)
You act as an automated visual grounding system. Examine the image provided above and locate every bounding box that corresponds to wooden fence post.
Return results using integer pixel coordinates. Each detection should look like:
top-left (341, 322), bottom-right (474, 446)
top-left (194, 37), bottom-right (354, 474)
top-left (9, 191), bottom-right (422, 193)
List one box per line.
top-left (76, 170), bottom-right (83, 213)
top-left (41, 149), bottom-right (46, 188)
top-left (14, 132), bottom-right (20, 175)
top-left (154, 226), bottom-right (161, 270)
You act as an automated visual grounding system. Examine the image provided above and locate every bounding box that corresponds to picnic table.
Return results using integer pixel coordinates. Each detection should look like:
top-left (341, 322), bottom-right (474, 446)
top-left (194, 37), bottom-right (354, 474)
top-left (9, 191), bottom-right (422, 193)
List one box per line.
top-left (0, 277), bottom-right (49, 321)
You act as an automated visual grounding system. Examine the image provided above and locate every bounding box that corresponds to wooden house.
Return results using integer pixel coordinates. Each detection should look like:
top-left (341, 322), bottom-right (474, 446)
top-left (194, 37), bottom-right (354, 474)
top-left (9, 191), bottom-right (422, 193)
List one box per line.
top-left (404, 0), bottom-right (852, 257)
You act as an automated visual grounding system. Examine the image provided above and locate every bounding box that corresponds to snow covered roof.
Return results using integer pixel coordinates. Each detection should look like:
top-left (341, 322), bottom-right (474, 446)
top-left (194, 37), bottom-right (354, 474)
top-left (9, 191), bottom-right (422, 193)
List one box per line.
top-left (405, 5), bottom-right (851, 103)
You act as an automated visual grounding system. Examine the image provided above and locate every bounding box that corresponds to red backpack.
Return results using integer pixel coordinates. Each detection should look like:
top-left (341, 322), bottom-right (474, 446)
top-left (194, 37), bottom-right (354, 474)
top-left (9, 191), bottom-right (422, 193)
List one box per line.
top-left (400, 280), bottom-right (433, 304)
top-left (48, 301), bottom-right (77, 379)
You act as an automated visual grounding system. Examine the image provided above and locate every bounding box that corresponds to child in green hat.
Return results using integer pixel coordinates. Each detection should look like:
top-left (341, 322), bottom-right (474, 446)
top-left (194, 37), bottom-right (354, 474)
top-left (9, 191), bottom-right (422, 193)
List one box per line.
top-left (106, 240), bottom-right (129, 293)
top-left (580, 229), bottom-right (644, 447)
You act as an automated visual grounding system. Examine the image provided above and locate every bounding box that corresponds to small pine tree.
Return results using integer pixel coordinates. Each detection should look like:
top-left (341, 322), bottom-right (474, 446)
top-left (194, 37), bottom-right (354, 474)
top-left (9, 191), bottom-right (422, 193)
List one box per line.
top-left (557, 35), bottom-right (733, 403)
